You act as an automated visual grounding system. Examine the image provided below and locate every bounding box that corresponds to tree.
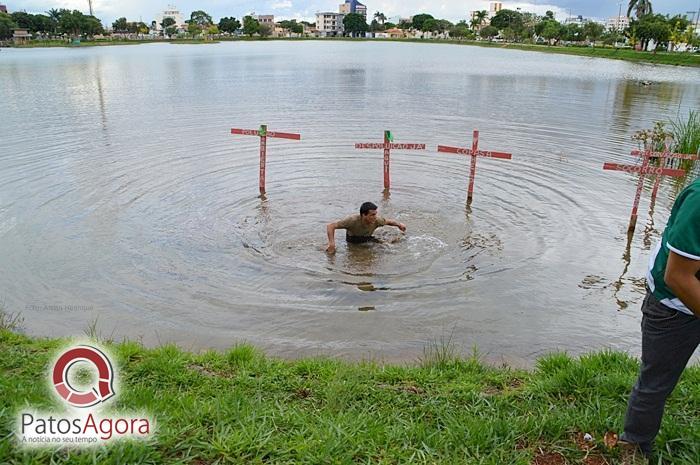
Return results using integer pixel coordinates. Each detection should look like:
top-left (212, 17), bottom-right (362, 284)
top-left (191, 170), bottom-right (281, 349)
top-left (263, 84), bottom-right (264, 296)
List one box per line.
top-left (258, 23), bottom-right (272, 37)
top-left (422, 18), bottom-right (438, 32)
top-left (369, 20), bottom-right (381, 32)
top-left (218, 17), bottom-right (241, 34)
top-left (479, 25), bottom-right (498, 40)
top-left (187, 22), bottom-right (200, 37)
top-left (373, 11), bottom-right (386, 24)
top-left (541, 20), bottom-right (564, 45)
top-left (343, 12), bottom-right (368, 37)
top-left (411, 14), bottom-right (434, 31)
top-left (161, 17), bottom-right (176, 36)
top-left (82, 16), bottom-right (104, 36)
top-left (113, 17), bottom-right (128, 33)
top-left (189, 10), bottom-right (212, 27)
top-left (633, 14), bottom-right (670, 51)
top-left (0, 12), bottom-right (17, 39)
top-left (450, 21), bottom-right (473, 39)
top-left (582, 21), bottom-right (604, 43)
top-left (206, 25), bottom-right (219, 36)
top-left (59, 10), bottom-right (86, 37)
top-left (563, 23), bottom-right (582, 42)
top-left (627, 0), bottom-right (653, 19)
top-left (490, 9), bottom-right (523, 32)
top-left (242, 16), bottom-right (259, 37)
top-left (278, 19), bottom-right (303, 34)
top-left (474, 10), bottom-right (488, 31)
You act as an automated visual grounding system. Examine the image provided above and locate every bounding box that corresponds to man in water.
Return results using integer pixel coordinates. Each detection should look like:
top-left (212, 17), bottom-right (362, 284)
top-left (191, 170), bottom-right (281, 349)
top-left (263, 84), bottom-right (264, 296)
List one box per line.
top-left (325, 202), bottom-right (406, 253)
top-left (620, 177), bottom-right (700, 460)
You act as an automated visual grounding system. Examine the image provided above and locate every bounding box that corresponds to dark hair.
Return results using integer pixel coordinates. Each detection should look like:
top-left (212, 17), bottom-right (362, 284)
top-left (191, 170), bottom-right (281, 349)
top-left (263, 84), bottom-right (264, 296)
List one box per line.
top-left (360, 202), bottom-right (378, 216)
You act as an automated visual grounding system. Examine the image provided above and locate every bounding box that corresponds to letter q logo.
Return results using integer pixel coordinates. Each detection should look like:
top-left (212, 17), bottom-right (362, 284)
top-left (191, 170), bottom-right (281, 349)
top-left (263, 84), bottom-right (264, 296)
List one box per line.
top-left (52, 345), bottom-right (115, 408)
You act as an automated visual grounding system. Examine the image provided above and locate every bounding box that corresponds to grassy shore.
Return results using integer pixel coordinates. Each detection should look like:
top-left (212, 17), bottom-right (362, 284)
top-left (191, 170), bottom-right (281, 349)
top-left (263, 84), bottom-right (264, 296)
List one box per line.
top-left (4, 37), bottom-right (699, 67)
top-left (1, 328), bottom-right (698, 464)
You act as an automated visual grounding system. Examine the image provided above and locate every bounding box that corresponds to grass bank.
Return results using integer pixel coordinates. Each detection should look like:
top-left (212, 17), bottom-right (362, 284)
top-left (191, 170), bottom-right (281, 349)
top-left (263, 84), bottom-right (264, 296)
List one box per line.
top-left (1, 328), bottom-right (698, 464)
top-left (4, 37), bottom-right (699, 67)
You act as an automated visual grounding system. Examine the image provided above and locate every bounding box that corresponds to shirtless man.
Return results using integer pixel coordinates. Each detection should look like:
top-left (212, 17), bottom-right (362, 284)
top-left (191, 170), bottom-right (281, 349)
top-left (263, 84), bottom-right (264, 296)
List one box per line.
top-left (325, 202), bottom-right (406, 253)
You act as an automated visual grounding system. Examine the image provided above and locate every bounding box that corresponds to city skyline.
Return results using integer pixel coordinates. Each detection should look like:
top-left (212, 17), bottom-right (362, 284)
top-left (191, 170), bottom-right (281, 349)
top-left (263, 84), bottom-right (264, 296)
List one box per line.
top-left (3, 1), bottom-right (700, 26)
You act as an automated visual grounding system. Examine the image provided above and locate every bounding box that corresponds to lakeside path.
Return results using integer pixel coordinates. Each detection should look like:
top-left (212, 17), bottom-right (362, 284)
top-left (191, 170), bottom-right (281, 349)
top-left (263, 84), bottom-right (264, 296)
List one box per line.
top-left (5, 37), bottom-right (700, 68)
top-left (1, 329), bottom-right (698, 463)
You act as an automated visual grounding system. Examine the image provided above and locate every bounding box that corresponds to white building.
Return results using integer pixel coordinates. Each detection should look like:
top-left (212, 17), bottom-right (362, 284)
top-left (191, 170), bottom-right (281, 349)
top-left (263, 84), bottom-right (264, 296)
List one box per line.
top-left (606, 16), bottom-right (630, 31)
top-left (255, 15), bottom-right (275, 27)
top-left (316, 12), bottom-right (344, 37)
top-left (489, 2), bottom-right (503, 19)
top-left (339, 0), bottom-right (367, 18)
top-left (155, 5), bottom-right (185, 32)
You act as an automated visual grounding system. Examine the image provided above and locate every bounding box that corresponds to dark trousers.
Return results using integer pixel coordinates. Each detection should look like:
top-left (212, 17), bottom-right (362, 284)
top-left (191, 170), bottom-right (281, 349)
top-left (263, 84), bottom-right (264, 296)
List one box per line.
top-left (621, 291), bottom-right (700, 455)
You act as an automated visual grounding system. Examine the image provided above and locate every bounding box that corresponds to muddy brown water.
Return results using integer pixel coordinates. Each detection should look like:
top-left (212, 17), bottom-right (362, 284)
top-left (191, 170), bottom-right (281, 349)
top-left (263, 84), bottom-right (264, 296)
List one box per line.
top-left (1, 41), bottom-right (698, 366)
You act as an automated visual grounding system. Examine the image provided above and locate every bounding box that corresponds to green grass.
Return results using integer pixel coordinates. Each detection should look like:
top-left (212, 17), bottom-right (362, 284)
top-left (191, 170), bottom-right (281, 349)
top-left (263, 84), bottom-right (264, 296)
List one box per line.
top-left (1, 329), bottom-right (698, 464)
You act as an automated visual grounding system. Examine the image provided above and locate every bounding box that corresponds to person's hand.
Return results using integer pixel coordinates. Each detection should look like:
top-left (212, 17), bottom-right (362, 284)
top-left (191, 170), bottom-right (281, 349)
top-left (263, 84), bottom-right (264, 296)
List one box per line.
top-left (398, 223), bottom-right (406, 232)
top-left (326, 243), bottom-right (336, 254)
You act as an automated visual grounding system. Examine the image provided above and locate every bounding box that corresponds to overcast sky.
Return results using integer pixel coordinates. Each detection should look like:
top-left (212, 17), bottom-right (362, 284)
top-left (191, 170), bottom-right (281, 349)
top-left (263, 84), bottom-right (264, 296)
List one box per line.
top-left (4, 1), bottom-right (700, 25)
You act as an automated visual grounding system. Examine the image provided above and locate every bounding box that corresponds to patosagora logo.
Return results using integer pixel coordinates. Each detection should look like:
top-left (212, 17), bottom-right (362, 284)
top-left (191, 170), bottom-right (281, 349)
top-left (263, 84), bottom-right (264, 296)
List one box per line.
top-left (17, 342), bottom-right (153, 447)
top-left (52, 345), bottom-right (115, 408)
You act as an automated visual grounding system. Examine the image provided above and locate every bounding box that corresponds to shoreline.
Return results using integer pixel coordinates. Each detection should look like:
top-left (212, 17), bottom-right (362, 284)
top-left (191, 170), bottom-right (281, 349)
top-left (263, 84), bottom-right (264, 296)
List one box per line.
top-left (3, 37), bottom-right (699, 67)
top-left (1, 328), bottom-right (698, 463)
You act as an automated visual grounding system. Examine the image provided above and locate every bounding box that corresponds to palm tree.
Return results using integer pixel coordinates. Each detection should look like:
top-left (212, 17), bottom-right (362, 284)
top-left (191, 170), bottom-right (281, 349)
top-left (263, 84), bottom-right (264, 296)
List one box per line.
top-left (46, 8), bottom-right (61, 34)
top-left (627, 0), bottom-right (652, 19)
top-left (471, 10), bottom-right (487, 32)
top-left (374, 11), bottom-right (386, 25)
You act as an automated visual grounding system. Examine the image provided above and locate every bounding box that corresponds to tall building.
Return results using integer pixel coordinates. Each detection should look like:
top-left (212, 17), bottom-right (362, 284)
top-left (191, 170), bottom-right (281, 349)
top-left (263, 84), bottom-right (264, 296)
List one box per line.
top-left (606, 16), bottom-right (630, 31)
top-left (339, 0), bottom-right (367, 18)
top-left (316, 12), bottom-right (345, 37)
top-left (155, 5), bottom-right (185, 31)
top-left (489, 2), bottom-right (502, 18)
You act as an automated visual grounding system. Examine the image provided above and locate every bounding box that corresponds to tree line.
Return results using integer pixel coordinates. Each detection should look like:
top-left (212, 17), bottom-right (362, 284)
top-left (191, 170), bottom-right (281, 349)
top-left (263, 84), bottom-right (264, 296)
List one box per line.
top-left (1, 2), bottom-right (698, 51)
top-left (0, 9), bottom-right (103, 39)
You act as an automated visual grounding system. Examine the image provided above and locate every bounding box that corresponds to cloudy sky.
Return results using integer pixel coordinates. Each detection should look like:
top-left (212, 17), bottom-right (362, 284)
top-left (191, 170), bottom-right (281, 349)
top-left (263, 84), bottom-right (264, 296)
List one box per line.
top-left (4, 1), bottom-right (700, 25)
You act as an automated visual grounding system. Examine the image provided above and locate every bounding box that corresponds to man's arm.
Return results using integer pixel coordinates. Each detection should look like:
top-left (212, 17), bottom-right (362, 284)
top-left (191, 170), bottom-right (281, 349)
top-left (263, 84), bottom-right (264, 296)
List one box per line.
top-left (664, 250), bottom-right (700, 317)
top-left (326, 222), bottom-right (338, 252)
top-left (384, 219), bottom-right (406, 232)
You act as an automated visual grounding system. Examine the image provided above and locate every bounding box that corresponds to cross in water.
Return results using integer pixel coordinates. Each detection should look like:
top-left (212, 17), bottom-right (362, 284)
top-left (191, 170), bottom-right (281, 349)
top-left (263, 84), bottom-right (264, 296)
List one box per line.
top-left (437, 129), bottom-right (512, 204)
top-left (354, 130), bottom-right (426, 191)
top-left (603, 144), bottom-right (688, 233)
top-left (631, 138), bottom-right (699, 210)
top-left (231, 124), bottom-right (301, 195)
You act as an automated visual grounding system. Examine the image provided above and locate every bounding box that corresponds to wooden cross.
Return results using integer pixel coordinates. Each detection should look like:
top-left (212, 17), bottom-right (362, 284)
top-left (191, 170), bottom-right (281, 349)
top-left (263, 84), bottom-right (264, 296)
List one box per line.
top-left (631, 141), bottom-right (699, 208)
top-left (437, 129), bottom-right (512, 203)
top-left (603, 144), bottom-right (688, 233)
top-left (231, 124), bottom-right (301, 195)
top-left (354, 130), bottom-right (426, 191)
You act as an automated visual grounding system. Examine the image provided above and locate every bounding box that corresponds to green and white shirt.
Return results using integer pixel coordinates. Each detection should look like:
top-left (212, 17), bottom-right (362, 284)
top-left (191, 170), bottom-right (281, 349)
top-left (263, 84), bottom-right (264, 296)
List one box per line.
top-left (647, 178), bottom-right (700, 315)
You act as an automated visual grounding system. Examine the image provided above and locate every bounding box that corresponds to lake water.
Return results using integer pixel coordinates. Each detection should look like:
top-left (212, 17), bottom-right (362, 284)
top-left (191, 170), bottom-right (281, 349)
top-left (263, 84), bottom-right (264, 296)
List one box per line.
top-left (1, 41), bottom-right (699, 366)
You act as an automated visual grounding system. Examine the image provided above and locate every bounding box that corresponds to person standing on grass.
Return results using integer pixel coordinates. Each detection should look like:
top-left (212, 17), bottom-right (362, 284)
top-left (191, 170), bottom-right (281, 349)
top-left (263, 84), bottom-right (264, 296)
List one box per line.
top-left (325, 202), bottom-right (406, 253)
top-left (620, 178), bottom-right (700, 458)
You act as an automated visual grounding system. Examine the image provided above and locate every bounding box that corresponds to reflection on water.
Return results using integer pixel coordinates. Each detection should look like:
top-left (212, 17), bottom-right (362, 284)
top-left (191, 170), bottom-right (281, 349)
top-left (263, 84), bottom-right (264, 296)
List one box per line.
top-left (0, 42), bottom-right (699, 365)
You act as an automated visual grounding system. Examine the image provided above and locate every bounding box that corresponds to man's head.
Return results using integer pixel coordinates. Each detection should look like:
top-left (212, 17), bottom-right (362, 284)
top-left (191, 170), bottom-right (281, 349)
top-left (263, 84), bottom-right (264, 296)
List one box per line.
top-left (360, 202), bottom-right (378, 224)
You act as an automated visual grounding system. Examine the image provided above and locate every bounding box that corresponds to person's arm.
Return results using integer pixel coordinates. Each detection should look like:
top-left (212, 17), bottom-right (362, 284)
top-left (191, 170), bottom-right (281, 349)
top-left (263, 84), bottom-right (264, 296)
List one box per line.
top-left (326, 222), bottom-right (338, 253)
top-left (384, 219), bottom-right (406, 232)
top-left (664, 251), bottom-right (700, 317)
